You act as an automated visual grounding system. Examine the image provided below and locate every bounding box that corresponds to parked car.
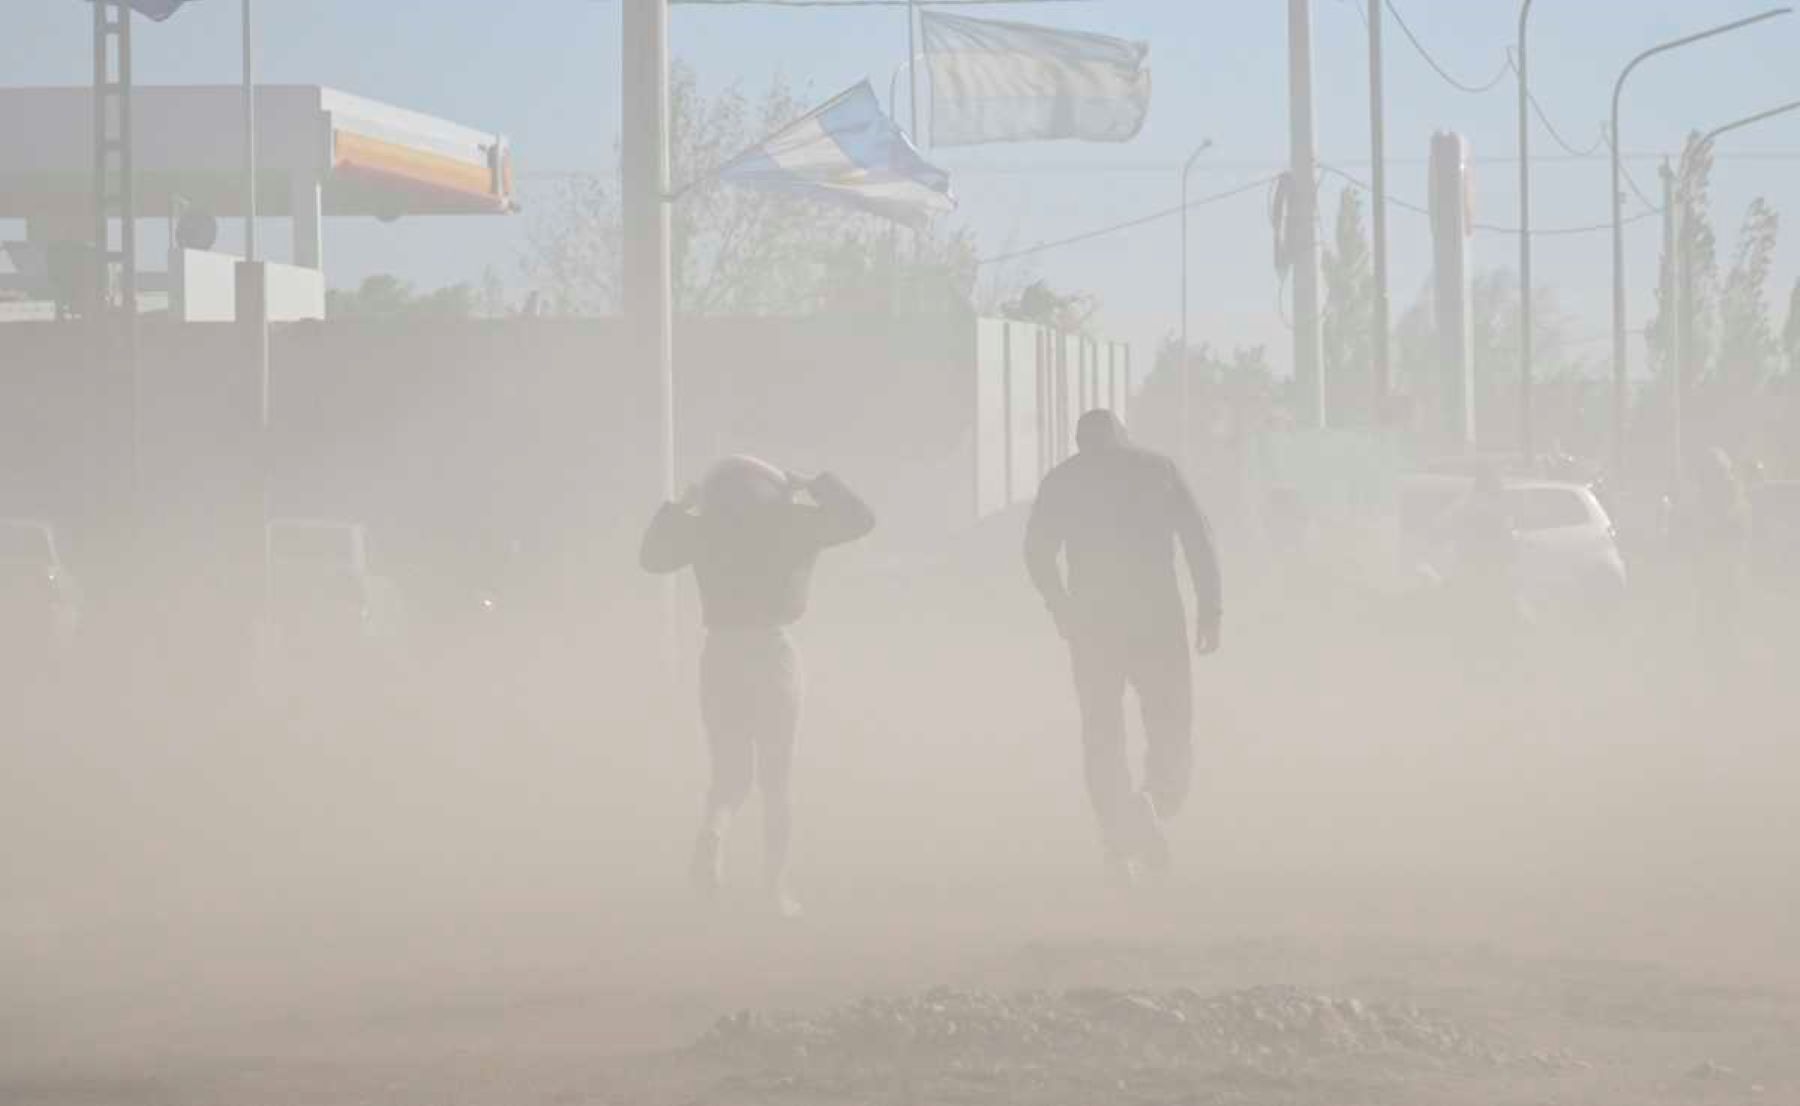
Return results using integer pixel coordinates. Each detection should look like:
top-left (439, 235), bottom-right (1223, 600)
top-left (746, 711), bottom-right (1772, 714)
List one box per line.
top-left (1394, 475), bottom-right (1627, 623)
top-left (0, 519), bottom-right (82, 669)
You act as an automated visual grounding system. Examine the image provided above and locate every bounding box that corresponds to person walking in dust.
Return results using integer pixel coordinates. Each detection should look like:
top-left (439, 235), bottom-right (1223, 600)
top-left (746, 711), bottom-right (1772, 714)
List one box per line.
top-left (640, 457), bottom-right (875, 918)
top-left (1024, 410), bottom-right (1222, 887)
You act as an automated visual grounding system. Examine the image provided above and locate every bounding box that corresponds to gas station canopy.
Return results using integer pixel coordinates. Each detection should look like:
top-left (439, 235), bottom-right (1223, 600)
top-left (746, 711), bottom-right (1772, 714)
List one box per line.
top-left (0, 84), bottom-right (516, 222)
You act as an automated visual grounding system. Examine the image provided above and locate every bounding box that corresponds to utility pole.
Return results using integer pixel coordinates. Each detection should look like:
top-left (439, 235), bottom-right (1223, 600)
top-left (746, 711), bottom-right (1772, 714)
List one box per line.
top-left (1367, 0), bottom-right (1391, 423)
top-left (1662, 159), bottom-right (1684, 489)
top-left (1287, 0), bottom-right (1325, 429)
top-left (623, 0), bottom-right (677, 669)
top-left (1516, 0), bottom-right (1535, 462)
top-left (623, 0), bottom-right (674, 504)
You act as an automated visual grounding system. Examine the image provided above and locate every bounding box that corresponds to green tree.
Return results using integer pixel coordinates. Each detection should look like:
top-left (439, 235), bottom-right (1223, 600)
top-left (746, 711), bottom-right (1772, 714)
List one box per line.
top-left (1713, 196), bottom-right (1780, 394)
top-left (326, 274), bottom-right (477, 320)
top-left (1646, 133), bottom-right (1719, 381)
top-left (1321, 186), bottom-right (1374, 426)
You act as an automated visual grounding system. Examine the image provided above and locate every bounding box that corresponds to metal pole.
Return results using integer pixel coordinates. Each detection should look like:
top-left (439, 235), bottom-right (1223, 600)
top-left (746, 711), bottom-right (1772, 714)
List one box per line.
top-left (623, 0), bottom-right (675, 670)
top-left (1369, 0), bottom-right (1392, 423)
top-left (1662, 159), bottom-right (1683, 489)
top-left (623, 0), bottom-right (674, 503)
top-left (242, 0), bottom-right (257, 262)
top-left (1179, 139), bottom-right (1212, 475)
top-left (907, 0), bottom-right (919, 141)
top-left (1609, 7), bottom-right (1792, 479)
top-left (1288, 0), bottom-right (1325, 430)
top-left (1517, 0), bottom-right (1534, 462)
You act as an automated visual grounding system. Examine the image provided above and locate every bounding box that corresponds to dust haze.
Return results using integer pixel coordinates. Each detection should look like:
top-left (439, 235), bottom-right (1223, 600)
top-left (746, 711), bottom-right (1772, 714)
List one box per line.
top-left (6, 3), bottom-right (1800, 1105)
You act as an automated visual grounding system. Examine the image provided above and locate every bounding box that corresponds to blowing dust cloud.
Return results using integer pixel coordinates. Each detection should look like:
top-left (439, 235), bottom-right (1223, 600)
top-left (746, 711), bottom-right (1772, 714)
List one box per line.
top-left (4, 2), bottom-right (1800, 1104)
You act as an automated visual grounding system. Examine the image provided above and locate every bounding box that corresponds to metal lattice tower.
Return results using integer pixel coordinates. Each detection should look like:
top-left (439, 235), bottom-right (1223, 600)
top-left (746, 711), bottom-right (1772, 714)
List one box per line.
top-left (92, 0), bottom-right (141, 502)
top-left (92, 0), bottom-right (136, 318)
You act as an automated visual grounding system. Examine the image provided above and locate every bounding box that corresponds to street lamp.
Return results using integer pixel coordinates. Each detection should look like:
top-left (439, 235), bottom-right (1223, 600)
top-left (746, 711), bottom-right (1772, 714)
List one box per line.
top-left (1179, 138), bottom-right (1214, 473)
top-left (1608, 6), bottom-right (1791, 480)
top-left (1670, 97), bottom-right (1800, 486)
top-left (1516, 0), bottom-right (1535, 463)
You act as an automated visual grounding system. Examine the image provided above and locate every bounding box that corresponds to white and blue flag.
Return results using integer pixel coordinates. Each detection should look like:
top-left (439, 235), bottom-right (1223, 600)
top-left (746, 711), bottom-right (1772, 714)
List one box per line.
top-left (85, 0), bottom-right (199, 20)
top-left (717, 81), bottom-right (955, 229)
top-left (922, 11), bottom-right (1151, 148)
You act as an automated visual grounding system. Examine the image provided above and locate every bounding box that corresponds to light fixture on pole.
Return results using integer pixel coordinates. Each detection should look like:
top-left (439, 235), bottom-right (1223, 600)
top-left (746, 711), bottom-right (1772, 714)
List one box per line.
top-left (1608, 6), bottom-right (1791, 480)
top-left (1179, 138), bottom-right (1214, 474)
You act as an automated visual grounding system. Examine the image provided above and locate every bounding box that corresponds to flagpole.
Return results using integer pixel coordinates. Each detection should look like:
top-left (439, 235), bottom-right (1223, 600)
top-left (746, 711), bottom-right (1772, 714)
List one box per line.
top-left (907, 0), bottom-right (919, 141)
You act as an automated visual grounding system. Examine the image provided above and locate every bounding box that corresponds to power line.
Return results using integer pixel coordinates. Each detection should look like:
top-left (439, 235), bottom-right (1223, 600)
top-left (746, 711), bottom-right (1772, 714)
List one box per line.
top-left (518, 147), bottom-right (1800, 183)
top-left (1321, 164), bottom-right (1659, 237)
top-left (1606, 124), bottom-right (1665, 215)
top-left (1381, 0), bottom-right (1511, 94)
top-left (973, 175), bottom-right (1281, 267)
top-left (1507, 49), bottom-right (1608, 159)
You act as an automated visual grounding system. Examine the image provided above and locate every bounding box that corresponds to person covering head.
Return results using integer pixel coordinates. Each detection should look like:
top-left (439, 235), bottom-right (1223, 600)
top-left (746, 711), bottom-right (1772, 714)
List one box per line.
top-left (698, 455), bottom-right (791, 516)
top-left (639, 459), bottom-right (876, 918)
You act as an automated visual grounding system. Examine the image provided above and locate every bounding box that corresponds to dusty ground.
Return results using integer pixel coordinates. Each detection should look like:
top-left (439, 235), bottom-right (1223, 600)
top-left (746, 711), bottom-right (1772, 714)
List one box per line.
top-left (5, 558), bottom-right (1798, 1105)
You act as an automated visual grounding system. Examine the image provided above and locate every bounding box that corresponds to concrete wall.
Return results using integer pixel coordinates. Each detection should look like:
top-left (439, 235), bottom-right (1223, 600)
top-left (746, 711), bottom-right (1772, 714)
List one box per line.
top-left (0, 315), bottom-right (975, 587)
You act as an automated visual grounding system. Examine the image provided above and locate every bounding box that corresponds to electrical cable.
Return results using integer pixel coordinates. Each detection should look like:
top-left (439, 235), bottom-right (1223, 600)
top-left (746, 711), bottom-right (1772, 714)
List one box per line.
top-left (973, 175), bottom-right (1280, 267)
top-left (1381, 0), bottom-right (1512, 94)
top-left (1320, 164), bottom-right (1659, 237)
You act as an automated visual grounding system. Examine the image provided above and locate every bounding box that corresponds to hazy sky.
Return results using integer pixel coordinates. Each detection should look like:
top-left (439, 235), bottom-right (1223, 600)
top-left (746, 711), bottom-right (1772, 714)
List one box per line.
top-left (6, 0), bottom-right (1800, 374)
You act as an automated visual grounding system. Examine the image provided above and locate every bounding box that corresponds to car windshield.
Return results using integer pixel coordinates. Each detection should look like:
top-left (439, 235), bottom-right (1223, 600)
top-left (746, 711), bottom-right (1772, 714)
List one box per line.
top-left (1506, 488), bottom-right (1592, 532)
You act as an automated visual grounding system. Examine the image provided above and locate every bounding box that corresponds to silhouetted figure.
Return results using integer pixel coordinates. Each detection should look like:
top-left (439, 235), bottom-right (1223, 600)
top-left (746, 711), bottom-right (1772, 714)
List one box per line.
top-left (640, 457), bottom-right (875, 917)
top-left (1024, 411), bottom-right (1221, 886)
top-left (1678, 448), bottom-right (1752, 665)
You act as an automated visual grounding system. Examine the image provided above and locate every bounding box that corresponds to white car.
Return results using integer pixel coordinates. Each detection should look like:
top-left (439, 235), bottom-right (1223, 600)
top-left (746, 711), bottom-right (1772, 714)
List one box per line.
top-left (1396, 476), bottom-right (1627, 621)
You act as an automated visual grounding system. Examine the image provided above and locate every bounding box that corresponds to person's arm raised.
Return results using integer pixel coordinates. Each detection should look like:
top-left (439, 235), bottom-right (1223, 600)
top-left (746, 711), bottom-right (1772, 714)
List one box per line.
top-left (796, 471), bottom-right (876, 548)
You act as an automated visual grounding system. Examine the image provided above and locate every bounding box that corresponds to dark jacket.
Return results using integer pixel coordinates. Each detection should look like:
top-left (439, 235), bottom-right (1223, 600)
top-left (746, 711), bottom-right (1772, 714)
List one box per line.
top-left (639, 473), bottom-right (875, 629)
top-left (1023, 444), bottom-right (1221, 640)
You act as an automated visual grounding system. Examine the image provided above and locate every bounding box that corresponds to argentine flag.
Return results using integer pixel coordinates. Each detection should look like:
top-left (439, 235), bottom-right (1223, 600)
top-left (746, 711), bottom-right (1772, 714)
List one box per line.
top-left (717, 82), bottom-right (955, 229)
top-left (923, 11), bottom-right (1151, 148)
top-left (86, 0), bottom-right (198, 21)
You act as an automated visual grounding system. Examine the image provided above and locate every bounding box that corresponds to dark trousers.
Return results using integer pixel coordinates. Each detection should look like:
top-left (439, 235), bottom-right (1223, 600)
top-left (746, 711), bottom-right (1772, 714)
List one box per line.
top-left (1068, 625), bottom-right (1193, 858)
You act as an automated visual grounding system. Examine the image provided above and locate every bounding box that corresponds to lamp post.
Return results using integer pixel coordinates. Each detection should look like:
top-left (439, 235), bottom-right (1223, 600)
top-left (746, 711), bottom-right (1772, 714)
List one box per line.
top-left (1516, 0), bottom-right (1535, 462)
top-left (1608, 7), bottom-right (1791, 479)
top-left (1179, 138), bottom-right (1214, 473)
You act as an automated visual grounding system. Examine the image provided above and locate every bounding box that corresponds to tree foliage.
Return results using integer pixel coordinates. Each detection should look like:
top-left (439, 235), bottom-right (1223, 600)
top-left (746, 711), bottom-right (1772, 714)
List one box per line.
top-left (326, 274), bottom-right (478, 320)
top-left (1646, 134), bottom-right (1719, 381)
top-left (1321, 186), bottom-right (1374, 426)
top-left (1713, 197), bottom-right (1780, 394)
